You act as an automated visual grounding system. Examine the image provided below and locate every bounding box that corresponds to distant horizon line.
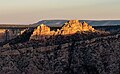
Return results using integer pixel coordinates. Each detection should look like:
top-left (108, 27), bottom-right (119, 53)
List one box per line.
top-left (0, 19), bottom-right (120, 25)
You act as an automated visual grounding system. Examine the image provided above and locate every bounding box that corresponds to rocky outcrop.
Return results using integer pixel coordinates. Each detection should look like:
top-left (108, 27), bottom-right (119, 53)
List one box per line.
top-left (32, 24), bottom-right (50, 36)
top-left (82, 21), bottom-right (94, 31)
top-left (61, 20), bottom-right (83, 35)
top-left (30, 20), bottom-right (95, 40)
top-left (30, 24), bottom-right (51, 40)
top-left (61, 20), bottom-right (95, 35)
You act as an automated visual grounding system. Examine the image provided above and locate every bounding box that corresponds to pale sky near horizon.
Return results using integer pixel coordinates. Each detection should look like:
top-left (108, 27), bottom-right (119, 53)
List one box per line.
top-left (0, 0), bottom-right (120, 24)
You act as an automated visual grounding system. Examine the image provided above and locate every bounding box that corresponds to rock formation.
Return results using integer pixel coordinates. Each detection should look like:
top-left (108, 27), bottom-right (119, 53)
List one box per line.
top-left (82, 21), bottom-right (94, 31)
top-left (30, 24), bottom-right (51, 40)
top-left (30, 20), bottom-right (95, 40)
top-left (32, 24), bottom-right (50, 36)
top-left (61, 20), bottom-right (83, 35)
top-left (61, 20), bottom-right (95, 35)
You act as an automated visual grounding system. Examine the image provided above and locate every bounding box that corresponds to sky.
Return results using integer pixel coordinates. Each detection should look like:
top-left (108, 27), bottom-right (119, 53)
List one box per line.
top-left (0, 0), bottom-right (120, 24)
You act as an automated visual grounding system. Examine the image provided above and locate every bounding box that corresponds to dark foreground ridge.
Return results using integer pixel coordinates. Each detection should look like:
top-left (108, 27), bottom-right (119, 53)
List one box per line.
top-left (0, 32), bottom-right (120, 74)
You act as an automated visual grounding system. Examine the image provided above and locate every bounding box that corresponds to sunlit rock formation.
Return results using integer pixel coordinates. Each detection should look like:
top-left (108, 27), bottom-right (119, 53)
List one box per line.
top-left (30, 24), bottom-right (51, 40)
top-left (61, 20), bottom-right (83, 35)
top-left (61, 20), bottom-right (95, 35)
top-left (82, 21), bottom-right (93, 31)
top-left (30, 20), bottom-right (95, 40)
top-left (32, 24), bottom-right (50, 36)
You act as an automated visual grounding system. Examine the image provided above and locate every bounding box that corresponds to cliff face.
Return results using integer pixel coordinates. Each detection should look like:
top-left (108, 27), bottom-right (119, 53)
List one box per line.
top-left (30, 20), bottom-right (95, 40)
